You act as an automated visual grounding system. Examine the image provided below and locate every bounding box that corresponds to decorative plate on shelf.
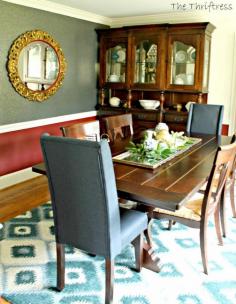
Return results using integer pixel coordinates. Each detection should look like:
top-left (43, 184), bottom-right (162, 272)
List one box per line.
top-left (175, 50), bottom-right (187, 63)
top-left (174, 73), bottom-right (186, 85)
top-left (117, 49), bottom-right (126, 63)
top-left (189, 49), bottom-right (196, 63)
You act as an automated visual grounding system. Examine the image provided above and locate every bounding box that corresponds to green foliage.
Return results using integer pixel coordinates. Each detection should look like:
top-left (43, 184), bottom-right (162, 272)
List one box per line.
top-left (126, 135), bottom-right (197, 165)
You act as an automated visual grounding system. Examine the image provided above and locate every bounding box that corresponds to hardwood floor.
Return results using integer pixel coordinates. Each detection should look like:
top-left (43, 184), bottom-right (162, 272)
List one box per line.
top-left (0, 175), bottom-right (50, 223)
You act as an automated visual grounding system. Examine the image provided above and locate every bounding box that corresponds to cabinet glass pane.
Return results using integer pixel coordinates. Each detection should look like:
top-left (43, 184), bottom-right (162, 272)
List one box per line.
top-left (134, 40), bottom-right (157, 84)
top-left (171, 41), bottom-right (196, 86)
top-left (106, 44), bottom-right (126, 82)
top-left (203, 39), bottom-right (210, 88)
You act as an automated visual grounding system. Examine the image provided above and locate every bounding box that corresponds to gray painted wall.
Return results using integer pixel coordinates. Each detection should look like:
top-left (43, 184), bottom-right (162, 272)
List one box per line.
top-left (0, 1), bottom-right (107, 125)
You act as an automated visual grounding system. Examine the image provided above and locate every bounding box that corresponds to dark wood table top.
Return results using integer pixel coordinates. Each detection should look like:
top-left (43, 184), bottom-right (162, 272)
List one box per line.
top-left (32, 134), bottom-right (231, 212)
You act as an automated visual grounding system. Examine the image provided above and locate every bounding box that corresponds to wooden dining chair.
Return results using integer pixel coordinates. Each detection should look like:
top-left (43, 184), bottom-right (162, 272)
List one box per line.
top-left (153, 141), bottom-right (236, 274)
top-left (60, 120), bottom-right (100, 141)
top-left (220, 133), bottom-right (236, 237)
top-left (186, 103), bottom-right (224, 136)
top-left (40, 134), bottom-right (148, 304)
top-left (167, 103), bottom-right (225, 230)
top-left (102, 113), bottom-right (133, 142)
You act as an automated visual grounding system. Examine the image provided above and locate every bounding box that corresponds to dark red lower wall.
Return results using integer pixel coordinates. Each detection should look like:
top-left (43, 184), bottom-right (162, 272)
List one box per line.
top-left (222, 124), bottom-right (229, 136)
top-left (0, 116), bottom-right (96, 176)
top-left (0, 119), bottom-right (229, 176)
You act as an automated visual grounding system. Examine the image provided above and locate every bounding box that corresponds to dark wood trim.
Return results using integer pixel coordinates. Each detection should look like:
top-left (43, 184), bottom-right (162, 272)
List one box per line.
top-left (0, 297), bottom-right (11, 304)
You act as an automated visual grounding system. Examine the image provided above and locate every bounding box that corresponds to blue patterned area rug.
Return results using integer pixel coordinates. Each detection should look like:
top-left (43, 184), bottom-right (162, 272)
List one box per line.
top-left (0, 193), bottom-right (236, 304)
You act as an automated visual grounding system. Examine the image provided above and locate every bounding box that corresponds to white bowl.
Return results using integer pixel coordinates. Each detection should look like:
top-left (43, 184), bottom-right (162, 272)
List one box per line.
top-left (109, 97), bottom-right (120, 107)
top-left (139, 100), bottom-right (160, 110)
top-left (108, 74), bottom-right (120, 82)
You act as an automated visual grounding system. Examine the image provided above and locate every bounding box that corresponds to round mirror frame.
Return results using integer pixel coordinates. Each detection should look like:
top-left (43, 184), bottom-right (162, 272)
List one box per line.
top-left (8, 29), bottom-right (67, 102)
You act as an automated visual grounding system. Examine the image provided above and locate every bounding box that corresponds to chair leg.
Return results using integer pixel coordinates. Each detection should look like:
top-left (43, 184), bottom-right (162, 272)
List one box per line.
top-left (200, 223), bottom-right (208, 275)
top-left (230, 181), bottom-right (236, 218)
top-left (167, 220), bottom-right (176, 230)
top-left (220, 187), bottom-right (227, 237)
top-left (132, 234), bottom-right (143, 272)
top-left (168, 220), bottom-right (172, 230)
top-left (56, 243), bottom-right (65, 291)
top-left (105, 259), bottom-right (114, 304)
top-left (214, 205), bottom-right (223, 246)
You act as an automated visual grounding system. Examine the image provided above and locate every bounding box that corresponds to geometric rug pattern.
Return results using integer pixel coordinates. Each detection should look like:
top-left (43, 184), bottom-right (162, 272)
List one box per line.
top-left (0, 189), bottom-right (236, 304)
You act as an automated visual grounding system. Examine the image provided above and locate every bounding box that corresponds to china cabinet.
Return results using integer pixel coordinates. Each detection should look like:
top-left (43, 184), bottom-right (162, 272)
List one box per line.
top-left (96, 23), bottom-right (215, 133)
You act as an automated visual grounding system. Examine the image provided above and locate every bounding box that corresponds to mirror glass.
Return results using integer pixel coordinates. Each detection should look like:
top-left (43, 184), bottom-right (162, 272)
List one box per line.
top-left (8, 30), bottom-right (67, 102)
top-left (18, 41), bottom-right (59, 91)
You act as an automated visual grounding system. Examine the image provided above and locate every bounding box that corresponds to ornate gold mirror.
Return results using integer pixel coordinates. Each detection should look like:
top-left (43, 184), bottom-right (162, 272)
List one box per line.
top-left (8, 29), bottom-right (67, 102)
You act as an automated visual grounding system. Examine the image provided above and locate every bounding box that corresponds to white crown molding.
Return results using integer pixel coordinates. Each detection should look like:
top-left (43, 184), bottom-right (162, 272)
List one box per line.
top-left (0, 111), bottom-right (97, 133)
top-left (110, 11), bottom-right (235, 27)
top-left (111, 12), bottom-right (205, 27)
top-left (2, 0), bottom-right (112, 25)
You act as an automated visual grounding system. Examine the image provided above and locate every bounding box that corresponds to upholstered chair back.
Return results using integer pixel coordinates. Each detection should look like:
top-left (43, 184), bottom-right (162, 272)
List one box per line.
top-left (186, 104), bottom-right (224, 136)
top-left (40, 135), bottom-right (121, 259)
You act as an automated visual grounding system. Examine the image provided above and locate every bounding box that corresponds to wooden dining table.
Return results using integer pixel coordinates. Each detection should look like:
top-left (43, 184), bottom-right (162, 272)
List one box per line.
top-left (32, 133), bottom-right (231, 273)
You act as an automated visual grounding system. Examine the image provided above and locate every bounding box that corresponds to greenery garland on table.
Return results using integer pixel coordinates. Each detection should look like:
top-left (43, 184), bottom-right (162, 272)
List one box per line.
top-left (126, 132), bottom-right (196, 165)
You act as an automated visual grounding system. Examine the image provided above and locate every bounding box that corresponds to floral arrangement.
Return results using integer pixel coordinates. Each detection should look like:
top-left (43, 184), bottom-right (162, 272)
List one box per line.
top-left (126, 128), bottom-right (196, 165)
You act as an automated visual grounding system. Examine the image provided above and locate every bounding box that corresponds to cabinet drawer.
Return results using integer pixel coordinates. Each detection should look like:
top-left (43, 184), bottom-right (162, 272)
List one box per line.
top-left (98, 108), bottom-right (125, 116)
top-left (132, 111), bottom-right (159, 121)
top-left (164, 113), bottom-right (188, 124)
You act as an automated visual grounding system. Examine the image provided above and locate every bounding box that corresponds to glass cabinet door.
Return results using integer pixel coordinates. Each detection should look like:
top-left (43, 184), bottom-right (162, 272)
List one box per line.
top-left (105, 43), bottom-right (127, 83)
top-left (134, 40), bottom-right (157, 85)
top-left (170, 41), bottom-right (196, 86)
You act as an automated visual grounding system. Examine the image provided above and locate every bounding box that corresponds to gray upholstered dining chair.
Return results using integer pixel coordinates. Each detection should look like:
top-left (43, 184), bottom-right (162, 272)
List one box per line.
top-left (186, 103), bottom-right (224, 136)
top-left (40, 134), bottom-right (147, 304)
top-left (60, 120), bottom-right (100, 141)
top-left (153, 141), bottom-right (236, 274)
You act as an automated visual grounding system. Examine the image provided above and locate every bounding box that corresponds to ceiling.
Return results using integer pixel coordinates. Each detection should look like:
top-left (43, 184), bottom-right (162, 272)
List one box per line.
top-left (47, 0), bottom-right (175, 18)
top-left (3, 0), bottom-right (235, 27)
top-left (46, 0), bottom-right (234, 19)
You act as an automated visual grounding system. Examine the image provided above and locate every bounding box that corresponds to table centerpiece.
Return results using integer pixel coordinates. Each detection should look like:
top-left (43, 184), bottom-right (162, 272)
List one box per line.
top-left (112, 123), bottom-right (201, 169)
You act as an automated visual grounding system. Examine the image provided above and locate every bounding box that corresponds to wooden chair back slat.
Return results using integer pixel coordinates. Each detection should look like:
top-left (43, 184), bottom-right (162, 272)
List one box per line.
top-left (103, 114), bottom-right (133, 142)
top-left (202, 142), bottom-right (236, 218)
top-left (60, 121), bottom-right (100, 141)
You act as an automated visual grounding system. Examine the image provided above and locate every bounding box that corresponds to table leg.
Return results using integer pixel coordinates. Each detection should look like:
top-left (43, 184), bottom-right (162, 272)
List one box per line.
top-left (142, 220), bottom-right (161, 273)
top-left (0, 297), bottom-right (11, 304)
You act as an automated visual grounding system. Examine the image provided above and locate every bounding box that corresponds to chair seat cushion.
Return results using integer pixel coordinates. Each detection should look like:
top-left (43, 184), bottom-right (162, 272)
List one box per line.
top-left (154, 195), bottom-right (203, 221)
top-left (120, 208), bottom-right (147, 248)
top-left (119, 199), bottom-right (137, 209)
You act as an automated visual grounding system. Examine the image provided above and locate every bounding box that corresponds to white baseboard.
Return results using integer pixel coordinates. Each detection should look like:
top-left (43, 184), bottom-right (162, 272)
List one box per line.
top-left (0, 168), bottom-right (41, 190)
